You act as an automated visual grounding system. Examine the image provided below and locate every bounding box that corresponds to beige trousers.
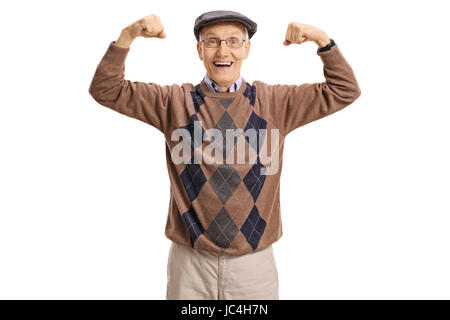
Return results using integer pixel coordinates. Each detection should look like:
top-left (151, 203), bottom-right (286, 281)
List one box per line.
top-left (166, 242), bottom-right (279, 300)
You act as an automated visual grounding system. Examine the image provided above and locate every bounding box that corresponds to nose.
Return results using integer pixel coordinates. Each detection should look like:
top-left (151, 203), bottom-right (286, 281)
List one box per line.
top-left (217, 40), bottom-right (230, 55)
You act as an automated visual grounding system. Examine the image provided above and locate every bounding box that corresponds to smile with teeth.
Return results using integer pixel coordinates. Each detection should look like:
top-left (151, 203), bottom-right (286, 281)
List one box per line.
top-left (213, 61), bottom-right (233, 70)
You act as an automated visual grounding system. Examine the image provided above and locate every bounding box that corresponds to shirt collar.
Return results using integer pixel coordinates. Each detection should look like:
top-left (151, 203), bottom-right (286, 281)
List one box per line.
top-left (203, 73), bottom-right (243, 93)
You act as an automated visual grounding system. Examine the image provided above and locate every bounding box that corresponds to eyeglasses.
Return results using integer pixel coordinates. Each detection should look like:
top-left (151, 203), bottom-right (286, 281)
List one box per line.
top-left (200, 37), bottom-right (246, 48)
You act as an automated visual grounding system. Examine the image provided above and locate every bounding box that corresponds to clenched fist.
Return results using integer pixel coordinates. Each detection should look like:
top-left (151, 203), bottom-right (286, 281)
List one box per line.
top-left (283, 22), bottom-right (330, 47)
top-left (127, 14), bottom-right (166, 39)
top-left (115, 14), bottom-right (166, 48)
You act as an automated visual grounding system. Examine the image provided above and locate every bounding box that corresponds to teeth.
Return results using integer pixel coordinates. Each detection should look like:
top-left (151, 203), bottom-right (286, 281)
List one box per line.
top-left (214, 62), bottom-right (232, 66)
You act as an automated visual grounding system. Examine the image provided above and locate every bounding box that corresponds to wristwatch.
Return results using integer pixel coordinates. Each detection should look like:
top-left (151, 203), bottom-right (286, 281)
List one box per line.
top-left (317, 38), bottom-right (336, 53)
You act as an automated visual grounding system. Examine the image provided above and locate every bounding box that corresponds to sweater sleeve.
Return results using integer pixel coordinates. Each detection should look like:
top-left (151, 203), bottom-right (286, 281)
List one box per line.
top-left (88, 41), bottom-right (181, 134)
top-left (262, 43), bottom-right (361, 136)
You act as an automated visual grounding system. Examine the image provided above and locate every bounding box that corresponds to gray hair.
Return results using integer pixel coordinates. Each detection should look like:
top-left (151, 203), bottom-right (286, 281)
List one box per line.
top-left (199, 26), bottom-right (249, 42)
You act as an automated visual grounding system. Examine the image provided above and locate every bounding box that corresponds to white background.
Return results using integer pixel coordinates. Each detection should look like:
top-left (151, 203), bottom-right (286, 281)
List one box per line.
top-left (1, 0), bottom-right (449, 299)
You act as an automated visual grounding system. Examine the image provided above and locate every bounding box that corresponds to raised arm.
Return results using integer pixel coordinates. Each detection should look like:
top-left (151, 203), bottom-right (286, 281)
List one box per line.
top-left (88, 14), bottom-right (180, 134)
top-left (265, 22), bottom-right (361, 136)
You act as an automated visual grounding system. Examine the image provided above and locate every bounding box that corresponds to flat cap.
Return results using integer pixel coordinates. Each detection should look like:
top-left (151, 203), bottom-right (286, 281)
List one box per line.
top-left (194, 10), bottom-right (257, 41)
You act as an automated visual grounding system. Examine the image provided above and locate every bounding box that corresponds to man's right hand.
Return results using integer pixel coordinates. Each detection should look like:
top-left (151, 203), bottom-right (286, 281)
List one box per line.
top-left (115, 14), bottom-right (166, 48)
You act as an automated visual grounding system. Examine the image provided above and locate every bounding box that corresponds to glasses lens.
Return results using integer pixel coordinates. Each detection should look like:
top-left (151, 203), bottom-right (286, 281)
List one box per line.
top-left (227, 37), bottom-right (242, 48)
top-left (204, 37), bottom-right (243, 48)
top-left (205, 37), bottom-right (219, 47)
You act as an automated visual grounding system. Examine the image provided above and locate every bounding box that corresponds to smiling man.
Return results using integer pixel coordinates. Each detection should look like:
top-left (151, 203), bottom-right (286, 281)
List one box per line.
top-left (89, 10), bottom-right (361, 300)
top-left (197, 20), bottom-right (250, 93)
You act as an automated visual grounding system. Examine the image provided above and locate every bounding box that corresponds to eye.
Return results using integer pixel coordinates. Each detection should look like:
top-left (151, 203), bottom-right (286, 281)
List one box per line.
top-left (229, 37), bottom-right (239, 44)
top-left (206, 38), bottom-right (218, 45)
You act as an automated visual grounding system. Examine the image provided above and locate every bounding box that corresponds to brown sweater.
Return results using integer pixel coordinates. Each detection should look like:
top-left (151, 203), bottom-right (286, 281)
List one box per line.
top-left (89, 41), bottom-right (361, 256)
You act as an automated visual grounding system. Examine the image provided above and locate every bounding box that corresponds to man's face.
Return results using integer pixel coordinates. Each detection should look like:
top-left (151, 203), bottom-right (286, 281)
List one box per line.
top-left (196, 21), bottom-right (251, 92)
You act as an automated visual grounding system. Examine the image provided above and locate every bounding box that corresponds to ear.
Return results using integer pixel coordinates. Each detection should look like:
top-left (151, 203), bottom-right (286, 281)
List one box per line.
top-left (197, 42), bottom-right (203, 61)
top-left (243, 40), bottom-right (251, 59)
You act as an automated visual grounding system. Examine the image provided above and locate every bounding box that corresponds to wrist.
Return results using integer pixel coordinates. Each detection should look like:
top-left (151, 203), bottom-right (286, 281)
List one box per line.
top-left (315, 34), bottom-right (331, 48)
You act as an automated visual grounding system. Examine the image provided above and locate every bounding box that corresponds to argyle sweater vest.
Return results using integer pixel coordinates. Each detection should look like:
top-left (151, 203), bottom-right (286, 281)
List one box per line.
top-left (89, 41), bottom-right (361, 255)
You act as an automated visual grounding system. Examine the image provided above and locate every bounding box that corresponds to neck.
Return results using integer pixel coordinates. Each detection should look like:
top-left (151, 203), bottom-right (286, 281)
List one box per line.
top-left (221, 85), bottom-right (231, 92)
top-left (207, 74), bottom-right (240, 93)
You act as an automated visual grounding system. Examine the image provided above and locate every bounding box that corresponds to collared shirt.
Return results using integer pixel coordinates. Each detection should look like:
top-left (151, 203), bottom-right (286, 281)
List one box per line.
top-left (203, 73), bottom-right (243, 93)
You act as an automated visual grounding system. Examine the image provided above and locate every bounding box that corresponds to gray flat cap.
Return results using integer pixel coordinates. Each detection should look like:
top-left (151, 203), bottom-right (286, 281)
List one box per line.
top-left (194, 10), bottom-right (257, 41)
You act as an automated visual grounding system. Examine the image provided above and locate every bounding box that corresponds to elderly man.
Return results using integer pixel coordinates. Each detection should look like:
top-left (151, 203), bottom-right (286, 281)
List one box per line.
top-left (89, 10), bottom-right (361, 300)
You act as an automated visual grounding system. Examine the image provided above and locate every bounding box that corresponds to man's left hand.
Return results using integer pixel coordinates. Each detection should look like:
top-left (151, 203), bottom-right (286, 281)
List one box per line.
top-left (283, 22), bottom-right (331, 47)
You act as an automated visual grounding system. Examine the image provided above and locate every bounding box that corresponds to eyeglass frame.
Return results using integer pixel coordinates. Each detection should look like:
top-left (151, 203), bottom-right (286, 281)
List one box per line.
top-left (199, 36), bottom-right (247, 48)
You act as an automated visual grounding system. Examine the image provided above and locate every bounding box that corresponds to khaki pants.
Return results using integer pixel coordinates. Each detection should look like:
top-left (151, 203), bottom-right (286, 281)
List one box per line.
top-left (166, 242), bottom-right (279, 300)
